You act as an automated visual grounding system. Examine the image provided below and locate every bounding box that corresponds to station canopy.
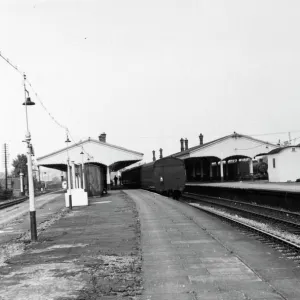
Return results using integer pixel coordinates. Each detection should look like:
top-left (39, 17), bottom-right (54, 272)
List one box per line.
top-left (36, 138), bottom-right (143, 172)
top-left (171, 132), bottom-right (278, 161)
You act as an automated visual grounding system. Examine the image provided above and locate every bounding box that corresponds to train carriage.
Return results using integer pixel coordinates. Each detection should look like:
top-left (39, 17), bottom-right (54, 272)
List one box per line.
top-left (122, 157), bottom-right (186, 198)
top-left (121, 165), bottom-right (141, 188)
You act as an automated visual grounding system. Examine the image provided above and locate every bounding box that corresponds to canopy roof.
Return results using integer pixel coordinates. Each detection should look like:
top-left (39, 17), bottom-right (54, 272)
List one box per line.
top-left (171, 132), bottom-right (278, 160)
top-left (37, 138), bottom-right (143, 172)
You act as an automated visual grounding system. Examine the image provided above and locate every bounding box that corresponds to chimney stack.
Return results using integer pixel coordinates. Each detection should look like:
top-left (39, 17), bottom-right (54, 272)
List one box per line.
top-left (180, 138), bottom-right (184, 152)
top-left (185, 138), bottom-right (188, 150)
top-left (99, 132), bottom-right (106, 142)
top-left (159, 148), bottom-right (163, 159)
top-left (199, 133), bottom-right (203, 145)
top-left (152, 150), bottom-right (156, 161)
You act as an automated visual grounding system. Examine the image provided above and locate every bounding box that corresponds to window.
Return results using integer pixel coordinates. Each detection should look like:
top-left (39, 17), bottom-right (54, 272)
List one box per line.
top-left (273, 158), bottom-right (276, 168)
top-left (292, 147), bottom-right (296, 152)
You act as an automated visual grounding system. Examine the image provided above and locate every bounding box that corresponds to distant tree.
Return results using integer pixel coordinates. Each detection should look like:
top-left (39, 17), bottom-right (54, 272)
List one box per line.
top-left (12, 154), bottom-right (28, 177)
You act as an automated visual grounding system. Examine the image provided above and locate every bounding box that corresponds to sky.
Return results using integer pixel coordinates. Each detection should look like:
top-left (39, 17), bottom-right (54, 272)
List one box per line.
top-left (0, 0), bottom-right (300, 177)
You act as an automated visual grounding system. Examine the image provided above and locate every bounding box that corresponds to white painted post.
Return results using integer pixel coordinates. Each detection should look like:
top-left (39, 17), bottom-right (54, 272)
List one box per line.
top-left (226, 160), bottom-right (229, 178)
top-left (107, 166), bottom-right (111, 190)
top-left (67, 162), bottom-right (72, 191)
top-left (77, 172), bottom-right (82, 189)
top-left (71, 161), bottom-right (76, 189)
top-left (237, 159), bottom-right (240, 178)
top-left (220, 160), bottom-right (224, 181)
top-left (20, 172), bottom-right (24, 194)
top-left (249, 158), bottom-right (253, 178)
top-left (82, 163), bottom-right (86, 190)
top-left (67, 161), bottom-right (73, 209)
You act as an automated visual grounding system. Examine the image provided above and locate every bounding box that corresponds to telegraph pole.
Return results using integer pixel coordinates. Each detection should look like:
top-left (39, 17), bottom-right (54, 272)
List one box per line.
top-left (4, 144), bottom-right (8, 190)
top-left (2, 144), bottom-right (9, 191)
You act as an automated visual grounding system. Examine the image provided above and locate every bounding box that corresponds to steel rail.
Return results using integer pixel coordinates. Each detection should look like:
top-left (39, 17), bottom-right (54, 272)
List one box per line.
top-left (183, 193), bottom-right (300, 230)
top-left (0, 189), bottom-right (64, 211)
top-left (185, 192), bottom-right (300, 218)
top-left (0, 197), bottom-right (28, 210)
top-left (187, 202), bottom-right (300, 251)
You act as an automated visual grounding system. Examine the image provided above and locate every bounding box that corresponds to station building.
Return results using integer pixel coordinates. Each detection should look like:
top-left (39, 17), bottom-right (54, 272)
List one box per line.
top-left (267, 145), bottom-right (300, 182)
top-left (171, 132), bottom-right (278, 182)
top-left (36, 133), bottom-right (143, 196)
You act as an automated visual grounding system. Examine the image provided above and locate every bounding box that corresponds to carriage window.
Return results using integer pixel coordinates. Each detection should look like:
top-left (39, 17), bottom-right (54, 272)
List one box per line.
top-left (273, 158), bottom-right (276, 168)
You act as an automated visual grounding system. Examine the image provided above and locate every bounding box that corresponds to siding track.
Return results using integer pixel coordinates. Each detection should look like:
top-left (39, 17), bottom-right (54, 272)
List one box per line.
top-left (0, 190), bottom-right (64, 211)
top-left (0, 197), bottom-right (28, 210)
top-left (181, 192), bottom-right (300, 261)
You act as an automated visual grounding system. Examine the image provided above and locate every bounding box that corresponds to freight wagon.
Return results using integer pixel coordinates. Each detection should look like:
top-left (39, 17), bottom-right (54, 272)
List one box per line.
top-left (122, 157), bottom-right (186, 199)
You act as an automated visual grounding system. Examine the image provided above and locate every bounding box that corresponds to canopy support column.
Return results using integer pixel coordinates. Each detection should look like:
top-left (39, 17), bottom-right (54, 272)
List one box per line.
top-left (192, 163), bottom-right (196, 179)
top-left (82, 164), bottom-right (86, 190)
top-left (225, 160), bottom-right (229, 179)
top-left (38, 166), bottom-right (41, 182)
top-left (200, 160), bottom-right (204, 180)
top-left (77, 173), bottom-right (81, 189)
top-left (220, 160), bottom-right (224, 182)
top-left (106, 166), bottom-right (111, 191)
top-left (249, 158), bottom-right (253, 179)
top-left (71, 161), bottom-right (76, 189)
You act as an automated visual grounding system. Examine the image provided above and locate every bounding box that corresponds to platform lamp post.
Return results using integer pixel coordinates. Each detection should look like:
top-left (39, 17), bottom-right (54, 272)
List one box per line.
top-left (65, 134), bottom-right (72, 209)
top-left (22, 73), bottom-right (37, 241)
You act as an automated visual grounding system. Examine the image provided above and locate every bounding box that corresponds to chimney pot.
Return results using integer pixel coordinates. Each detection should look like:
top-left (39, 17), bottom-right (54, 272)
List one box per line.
top-left (99, 132), bottom-right (106, 142)
top-left (184, 138), bottom-right (188, 150)
top-left (180, 138), bottom-right (184, 152)
top-left (152, 150), bottom-right (156, 161)
top-left (199, 133), bottom-right (203, 145)
top-left (159, 148), bottom-right (163, 159)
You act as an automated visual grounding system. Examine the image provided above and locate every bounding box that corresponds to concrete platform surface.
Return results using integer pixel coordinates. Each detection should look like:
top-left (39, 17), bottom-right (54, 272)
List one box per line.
top-left (2, 188), bottom-right (300, 299)
top-left (125, 189), bottom-right (300, 300)
top-left (0, 191), bottom-right (141, 300)
top-left (187, 181), bottom-right (300, 193)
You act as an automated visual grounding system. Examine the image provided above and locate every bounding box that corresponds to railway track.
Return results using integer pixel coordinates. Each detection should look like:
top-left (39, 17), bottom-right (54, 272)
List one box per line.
top-left (183, 192), bottom-right (300, 232)
top-left (181, 192), bottom-right (300, 260)
top-left (0, 197), bottom-right (28, 210)
top-left (0, 190), bottom-right (64, 211)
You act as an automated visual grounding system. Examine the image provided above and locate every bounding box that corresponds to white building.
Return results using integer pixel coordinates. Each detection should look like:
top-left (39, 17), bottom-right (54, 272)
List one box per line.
top-left (171, 132), bottom-right (278, 182)
top-left (36, 133), bottom-right (143, 196)
top-left (267, 146), bottom-right (300, 182)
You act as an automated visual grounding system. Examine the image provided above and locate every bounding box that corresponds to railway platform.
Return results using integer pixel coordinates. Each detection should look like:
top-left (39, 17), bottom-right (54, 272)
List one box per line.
top-left (186, 181), bottom-right (300, 193)
top-left (1, 189), bottom-right (300, 299)
top-left (0, 190), bottom-right (141, 300)
top-left (126, 189), bottom-right (300, 300)
top-left (185, 181), bottom-right (300, 211)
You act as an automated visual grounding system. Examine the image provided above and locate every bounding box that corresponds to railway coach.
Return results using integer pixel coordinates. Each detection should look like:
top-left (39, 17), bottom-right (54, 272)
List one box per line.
top-left (122, 157), bottom-right (186, 199)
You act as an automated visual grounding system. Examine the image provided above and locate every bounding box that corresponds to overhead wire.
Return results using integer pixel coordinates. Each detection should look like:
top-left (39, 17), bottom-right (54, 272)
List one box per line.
top-left (0, 51), bottom-right (23, 76)
top-left (248, 130), bottom-right (300, 137)
top-left (25, 78), bottom-right (68, 131)
top-left (67, 130), bottom-right (93, 160)
top-left (0, 50), bottom-right (93, 160)
top-left (1, 50), bottom-right (300, 158)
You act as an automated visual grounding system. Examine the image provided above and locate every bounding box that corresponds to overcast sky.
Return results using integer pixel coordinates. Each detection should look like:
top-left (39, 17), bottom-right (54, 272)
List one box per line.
top-left (1, 0), bottom-right (300, 175)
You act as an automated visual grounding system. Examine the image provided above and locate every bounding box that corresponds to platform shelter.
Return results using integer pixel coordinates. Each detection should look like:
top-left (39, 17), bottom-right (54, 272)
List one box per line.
top-left (36, 133), bottom-right (143, 200)
top-left (171, 132), bottom-right (278, 182)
